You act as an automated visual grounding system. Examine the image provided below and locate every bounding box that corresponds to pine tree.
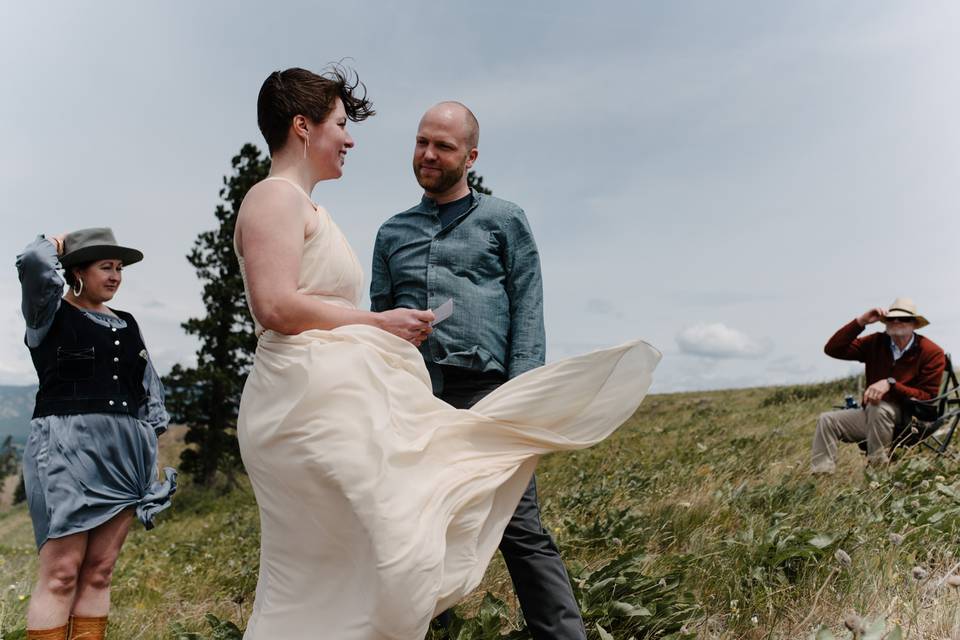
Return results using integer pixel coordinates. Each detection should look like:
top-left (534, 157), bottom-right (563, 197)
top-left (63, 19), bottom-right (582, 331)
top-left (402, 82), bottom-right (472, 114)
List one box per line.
top-left (467, 170), bottom-right (492, 195)
top-left (165, 144), bottom-right (269, 486)
top-left (13, 473), bottom-right (26, 505)
top-left (0, 434), bottom-right (16, 481)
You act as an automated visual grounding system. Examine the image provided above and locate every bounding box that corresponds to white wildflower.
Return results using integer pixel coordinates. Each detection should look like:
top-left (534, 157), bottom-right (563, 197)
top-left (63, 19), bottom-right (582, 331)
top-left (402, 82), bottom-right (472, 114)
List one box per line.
top-left (834, 549), bottom-right (852, 567)
top-left (844, 614), bottom-right (865, 632)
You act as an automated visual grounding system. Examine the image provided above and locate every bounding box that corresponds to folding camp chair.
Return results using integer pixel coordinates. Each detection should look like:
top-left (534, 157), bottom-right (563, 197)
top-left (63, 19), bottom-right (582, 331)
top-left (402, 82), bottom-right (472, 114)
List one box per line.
top-left (893, 353), bottom-right (960, 456)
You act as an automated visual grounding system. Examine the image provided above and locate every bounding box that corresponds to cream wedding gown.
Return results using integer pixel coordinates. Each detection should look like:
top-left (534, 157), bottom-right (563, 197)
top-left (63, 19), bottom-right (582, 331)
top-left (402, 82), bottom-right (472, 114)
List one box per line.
top-left (236, 178), bottom-right (660, 639)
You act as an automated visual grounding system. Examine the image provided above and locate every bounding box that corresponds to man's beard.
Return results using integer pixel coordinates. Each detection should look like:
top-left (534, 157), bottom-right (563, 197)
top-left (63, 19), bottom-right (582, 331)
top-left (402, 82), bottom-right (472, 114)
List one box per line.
top-left (414, 161), bottom-right (465, 194)
top-left (886, 326), bottom-right (914, 338)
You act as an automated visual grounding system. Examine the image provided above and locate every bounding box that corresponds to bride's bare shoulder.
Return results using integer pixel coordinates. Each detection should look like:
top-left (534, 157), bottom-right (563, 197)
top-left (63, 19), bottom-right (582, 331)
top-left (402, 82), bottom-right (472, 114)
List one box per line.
top-left (241, 180), bottom-right (301, 213)
top-left (236, 181), bottom-right (312, 258)
top-left (238, 181), bottom-right (306, 228)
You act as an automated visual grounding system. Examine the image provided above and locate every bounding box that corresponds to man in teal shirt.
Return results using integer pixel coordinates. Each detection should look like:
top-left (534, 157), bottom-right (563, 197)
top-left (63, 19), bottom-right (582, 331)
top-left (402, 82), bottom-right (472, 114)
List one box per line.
top-left (371, 102), bottom-right (586, 639)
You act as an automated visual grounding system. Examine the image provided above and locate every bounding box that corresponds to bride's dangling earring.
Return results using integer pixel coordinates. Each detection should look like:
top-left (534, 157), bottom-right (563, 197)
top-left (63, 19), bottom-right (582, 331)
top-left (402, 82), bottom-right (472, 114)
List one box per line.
top-left (303, 135), bottom-right (309, 160)
top-left (73, 277), bottom-right (83, 297)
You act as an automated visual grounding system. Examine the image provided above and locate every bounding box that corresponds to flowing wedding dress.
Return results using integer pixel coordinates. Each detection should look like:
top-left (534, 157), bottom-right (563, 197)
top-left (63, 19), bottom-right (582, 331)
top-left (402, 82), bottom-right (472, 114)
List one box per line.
top-left (236, 177), bottom-right (660, 639)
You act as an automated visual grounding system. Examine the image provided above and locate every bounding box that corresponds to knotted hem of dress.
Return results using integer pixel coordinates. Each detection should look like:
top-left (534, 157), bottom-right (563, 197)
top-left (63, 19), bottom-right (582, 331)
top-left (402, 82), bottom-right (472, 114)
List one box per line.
top-left (137, 466), bottom-right (178, 530)
top-left (37, 466), bottom-right (178, 550)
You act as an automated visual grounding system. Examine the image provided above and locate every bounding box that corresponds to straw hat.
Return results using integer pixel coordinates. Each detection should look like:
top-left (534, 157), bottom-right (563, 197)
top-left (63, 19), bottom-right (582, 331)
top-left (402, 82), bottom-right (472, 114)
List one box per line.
top-left (60, 228), bottom-right (143, 269)
top-left (885, 297), bottom-right (929, 329)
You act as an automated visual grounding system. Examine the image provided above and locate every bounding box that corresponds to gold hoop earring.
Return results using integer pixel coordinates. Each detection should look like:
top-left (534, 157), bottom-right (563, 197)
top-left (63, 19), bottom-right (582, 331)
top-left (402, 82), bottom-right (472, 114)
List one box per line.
top-left (73, 277), bottom-right (83, 297)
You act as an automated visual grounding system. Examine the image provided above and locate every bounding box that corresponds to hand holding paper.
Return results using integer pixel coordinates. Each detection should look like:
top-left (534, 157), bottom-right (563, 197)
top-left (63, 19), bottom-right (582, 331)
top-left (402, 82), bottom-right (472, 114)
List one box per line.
top-left (431, 298), bottom-right (453, 326)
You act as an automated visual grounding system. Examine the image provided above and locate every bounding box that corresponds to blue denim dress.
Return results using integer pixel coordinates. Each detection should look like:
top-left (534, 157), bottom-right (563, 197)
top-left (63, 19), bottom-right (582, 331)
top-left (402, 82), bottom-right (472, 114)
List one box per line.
top-left (17, 236), bottom-right (176, 548)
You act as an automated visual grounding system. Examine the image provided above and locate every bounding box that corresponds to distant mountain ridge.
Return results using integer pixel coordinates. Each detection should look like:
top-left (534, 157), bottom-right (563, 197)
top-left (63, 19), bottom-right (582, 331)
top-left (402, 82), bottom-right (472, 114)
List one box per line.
top-left (0, 385), bottom-right (36, 444)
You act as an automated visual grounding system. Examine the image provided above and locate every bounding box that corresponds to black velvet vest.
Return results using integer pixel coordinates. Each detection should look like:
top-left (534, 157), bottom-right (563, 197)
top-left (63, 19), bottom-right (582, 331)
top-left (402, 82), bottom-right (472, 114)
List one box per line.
top-left (29, 302), bottom-right (147, 419)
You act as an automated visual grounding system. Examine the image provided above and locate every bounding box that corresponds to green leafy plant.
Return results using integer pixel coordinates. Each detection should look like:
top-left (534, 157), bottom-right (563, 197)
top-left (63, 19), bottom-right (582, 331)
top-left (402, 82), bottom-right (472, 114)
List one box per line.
top-left (571, 550), bottom-right (698, 638)
top-left (171, 614), bottom-right (244, 640)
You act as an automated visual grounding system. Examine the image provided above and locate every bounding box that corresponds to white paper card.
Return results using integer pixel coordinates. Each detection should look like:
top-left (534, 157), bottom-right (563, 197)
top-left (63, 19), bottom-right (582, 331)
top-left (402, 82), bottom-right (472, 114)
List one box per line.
top-left (431, 298), bottom-right (454, 326)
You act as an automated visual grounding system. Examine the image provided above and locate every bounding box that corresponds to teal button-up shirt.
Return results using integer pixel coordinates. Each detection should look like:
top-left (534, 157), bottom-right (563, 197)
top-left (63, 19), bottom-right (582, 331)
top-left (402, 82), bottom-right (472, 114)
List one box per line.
top-left (371, 189), bottom-right (545, 383)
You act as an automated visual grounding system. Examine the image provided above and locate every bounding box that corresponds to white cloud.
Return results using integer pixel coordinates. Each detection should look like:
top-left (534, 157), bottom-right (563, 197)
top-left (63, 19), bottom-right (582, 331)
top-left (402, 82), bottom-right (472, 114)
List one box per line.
top-left (675, 323), bottom-right (771, 360)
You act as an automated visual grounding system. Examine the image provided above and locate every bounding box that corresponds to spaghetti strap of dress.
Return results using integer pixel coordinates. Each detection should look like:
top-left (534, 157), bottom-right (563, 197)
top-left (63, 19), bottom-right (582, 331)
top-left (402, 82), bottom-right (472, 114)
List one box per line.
top-left (261, 176), bottom-right (318, 211)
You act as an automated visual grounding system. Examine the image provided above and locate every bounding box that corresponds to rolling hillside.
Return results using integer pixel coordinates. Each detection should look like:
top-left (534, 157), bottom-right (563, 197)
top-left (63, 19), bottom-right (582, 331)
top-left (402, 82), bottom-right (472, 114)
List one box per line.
top-left (1, 379), bottom-right (959, 639)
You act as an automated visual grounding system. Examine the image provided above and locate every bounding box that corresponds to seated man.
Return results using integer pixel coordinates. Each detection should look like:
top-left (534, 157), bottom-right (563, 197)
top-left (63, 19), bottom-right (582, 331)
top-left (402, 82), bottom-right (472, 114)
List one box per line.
top-left (811, 298), bottom-right (946, 474)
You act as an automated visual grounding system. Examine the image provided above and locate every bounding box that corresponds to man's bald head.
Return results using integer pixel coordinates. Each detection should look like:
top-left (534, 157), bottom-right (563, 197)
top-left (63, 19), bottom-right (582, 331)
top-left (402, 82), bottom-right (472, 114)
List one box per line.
top-left (413, 101), bottom-right (480, 202)
top-left (421, 101), bottom-right (479, 149)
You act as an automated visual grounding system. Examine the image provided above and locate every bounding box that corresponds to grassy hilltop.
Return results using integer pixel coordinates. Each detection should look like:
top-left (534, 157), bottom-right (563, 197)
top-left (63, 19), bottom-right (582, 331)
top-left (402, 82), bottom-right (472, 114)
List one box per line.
top-left (2, 379), bottom-right (960, 639)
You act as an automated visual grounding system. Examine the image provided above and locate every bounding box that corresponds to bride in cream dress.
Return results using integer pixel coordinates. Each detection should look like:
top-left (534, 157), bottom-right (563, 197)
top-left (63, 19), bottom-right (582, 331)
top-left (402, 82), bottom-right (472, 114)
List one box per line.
top-left (235, 67), bottom-right (660, 640)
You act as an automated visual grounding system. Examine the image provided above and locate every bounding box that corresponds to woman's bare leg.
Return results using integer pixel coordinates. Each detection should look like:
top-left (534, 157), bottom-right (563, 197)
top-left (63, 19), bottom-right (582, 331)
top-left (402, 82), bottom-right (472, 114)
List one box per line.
top-left (71, 509), bottom-right (133, 617)
top-left (27, 533), bottom-right (88, 628)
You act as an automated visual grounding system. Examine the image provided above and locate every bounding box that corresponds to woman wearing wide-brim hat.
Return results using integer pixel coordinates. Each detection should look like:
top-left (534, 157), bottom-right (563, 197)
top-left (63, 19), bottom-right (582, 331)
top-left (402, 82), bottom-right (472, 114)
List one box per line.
top-left (15, 228), bottom-right (176, 640)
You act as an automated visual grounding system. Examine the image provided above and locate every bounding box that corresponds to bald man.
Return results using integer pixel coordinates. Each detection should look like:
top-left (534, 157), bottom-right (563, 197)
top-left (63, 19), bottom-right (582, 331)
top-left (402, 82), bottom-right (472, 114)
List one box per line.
top-left (371, 102), bottom-right (587, 639)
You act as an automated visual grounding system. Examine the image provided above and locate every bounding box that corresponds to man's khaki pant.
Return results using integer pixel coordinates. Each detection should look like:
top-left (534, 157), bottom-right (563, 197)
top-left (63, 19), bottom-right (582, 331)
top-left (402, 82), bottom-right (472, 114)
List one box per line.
top-left (810, 401), bottom-right (902, 473)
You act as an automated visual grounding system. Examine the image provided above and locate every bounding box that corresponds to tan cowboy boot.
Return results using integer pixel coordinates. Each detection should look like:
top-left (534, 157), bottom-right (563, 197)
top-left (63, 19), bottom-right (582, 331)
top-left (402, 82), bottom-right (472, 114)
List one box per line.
top-left (26, 624), bottom-right (69, 640)
top-left (68, 616), bottom-right (108, 640)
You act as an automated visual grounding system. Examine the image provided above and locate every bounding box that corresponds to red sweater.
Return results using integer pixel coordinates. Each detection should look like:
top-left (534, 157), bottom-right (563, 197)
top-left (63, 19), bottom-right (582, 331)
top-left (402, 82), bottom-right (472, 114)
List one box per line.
top-left (824, 319), bottom-right (946, 405)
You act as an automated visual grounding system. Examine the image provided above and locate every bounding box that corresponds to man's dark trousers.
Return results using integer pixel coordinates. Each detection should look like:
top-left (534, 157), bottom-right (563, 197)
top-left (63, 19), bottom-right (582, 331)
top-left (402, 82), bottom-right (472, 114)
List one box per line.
top-left (436, 367), bottom-right (587, 640)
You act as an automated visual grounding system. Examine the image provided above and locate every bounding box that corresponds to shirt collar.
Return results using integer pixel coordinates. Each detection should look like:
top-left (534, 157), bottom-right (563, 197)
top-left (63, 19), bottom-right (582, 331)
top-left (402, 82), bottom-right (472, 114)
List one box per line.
top-left (890, 334), bottom-right (916, 361)
top-left (413, 188), bottom-right (480, 215)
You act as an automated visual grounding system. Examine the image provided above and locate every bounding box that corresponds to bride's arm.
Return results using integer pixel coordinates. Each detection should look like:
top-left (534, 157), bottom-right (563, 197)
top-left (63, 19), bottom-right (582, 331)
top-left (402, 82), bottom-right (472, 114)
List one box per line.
top-left (237, 185), bottom-right (433, 339)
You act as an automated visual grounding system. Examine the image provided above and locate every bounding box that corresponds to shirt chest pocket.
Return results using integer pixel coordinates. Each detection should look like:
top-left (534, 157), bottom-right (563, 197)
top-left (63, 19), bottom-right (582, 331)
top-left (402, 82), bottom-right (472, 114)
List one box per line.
top-left (464, 231), bottom-right (505, 278)
top-left (57, 346), bottom-right (96, 381)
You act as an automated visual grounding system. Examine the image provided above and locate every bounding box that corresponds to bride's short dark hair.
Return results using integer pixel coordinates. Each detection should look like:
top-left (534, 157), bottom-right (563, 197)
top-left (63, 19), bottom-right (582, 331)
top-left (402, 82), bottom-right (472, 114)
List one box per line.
top-left (257, 64), bottom-right (375, 154)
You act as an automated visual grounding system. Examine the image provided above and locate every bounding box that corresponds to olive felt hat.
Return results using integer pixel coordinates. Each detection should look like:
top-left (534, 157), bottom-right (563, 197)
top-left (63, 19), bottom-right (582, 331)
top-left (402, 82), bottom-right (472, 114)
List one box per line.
top-left (59, 228), bottom-right (143, 269)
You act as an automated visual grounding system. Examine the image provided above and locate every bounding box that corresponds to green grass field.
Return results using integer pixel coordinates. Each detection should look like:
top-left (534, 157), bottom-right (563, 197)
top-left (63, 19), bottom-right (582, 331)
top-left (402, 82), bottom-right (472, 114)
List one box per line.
top-left (2, 378), bottom-right (959, 639)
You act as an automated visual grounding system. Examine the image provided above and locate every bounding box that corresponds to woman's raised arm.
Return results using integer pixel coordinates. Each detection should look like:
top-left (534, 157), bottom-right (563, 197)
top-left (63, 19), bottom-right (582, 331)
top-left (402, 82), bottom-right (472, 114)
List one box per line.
top-left (16, 235), bottom-right (66, 347)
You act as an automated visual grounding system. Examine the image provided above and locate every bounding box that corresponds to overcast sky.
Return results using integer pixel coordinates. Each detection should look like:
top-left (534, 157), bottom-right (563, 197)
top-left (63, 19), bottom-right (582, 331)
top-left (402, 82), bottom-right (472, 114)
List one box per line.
top-left (1, 1), bottom-right (958, 392)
